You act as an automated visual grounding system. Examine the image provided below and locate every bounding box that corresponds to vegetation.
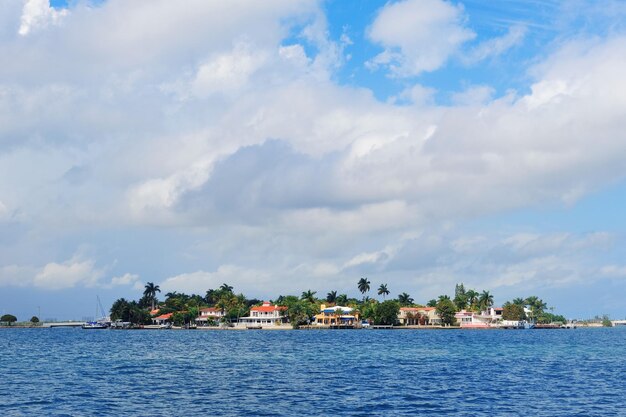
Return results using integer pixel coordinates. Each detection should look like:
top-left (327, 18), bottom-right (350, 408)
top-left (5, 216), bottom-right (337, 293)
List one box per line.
top-left (602, 315), bottom-right (613, 327)
top-left (1, 314), bottom-right (17, 326)
top-left (30, 316), bottom-right (40, 325)
top-left (397, 292), bottom-right (413, 306)
top-left (377, 284), bottom-right (390, 300)
top-left (105, 279), bottom-right (568, 329)
top-left (143, 282), bottom-right (161, 311)
top-left (435, 299), bottom-right (457, 326)
top-left (357, 277), bottom-right (370, 298)
top-left (373, 300), bottom-right (399, 325)
top-left (502, 303), bottom-right (526, 321)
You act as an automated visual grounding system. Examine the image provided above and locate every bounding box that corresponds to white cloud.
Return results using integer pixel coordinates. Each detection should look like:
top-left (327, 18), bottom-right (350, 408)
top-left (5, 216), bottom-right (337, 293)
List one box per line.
top-left (0, 200), bottom-right (9, 221)
top-left (18, 0), bottom-right (67, 36)
top-left (462, 24), bottom-right (527, 64)
top-left (109, 273), bottom-right (142, 290)
top-left (367, 0), bottom-right (475, 76)
top-left (33, 257), bottom-right (104, 290)
top-left (1, 1), bottom-right (626, 317)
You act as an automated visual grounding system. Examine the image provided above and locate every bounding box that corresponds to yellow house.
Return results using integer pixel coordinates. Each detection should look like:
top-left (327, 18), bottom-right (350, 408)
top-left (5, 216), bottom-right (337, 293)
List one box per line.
top-left (314, 304), bottom-right (360, 326)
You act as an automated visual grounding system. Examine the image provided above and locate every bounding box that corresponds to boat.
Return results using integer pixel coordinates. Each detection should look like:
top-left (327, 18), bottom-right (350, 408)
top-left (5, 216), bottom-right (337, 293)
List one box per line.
top-left (82, 296), bottom-right (111, 329)
top-left (82, 321), bottom-right (109, 329)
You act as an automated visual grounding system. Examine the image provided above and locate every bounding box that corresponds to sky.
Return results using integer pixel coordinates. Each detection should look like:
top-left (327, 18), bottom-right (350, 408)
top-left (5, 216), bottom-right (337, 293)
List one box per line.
top-left (1, 0), bottom-right (626, 321)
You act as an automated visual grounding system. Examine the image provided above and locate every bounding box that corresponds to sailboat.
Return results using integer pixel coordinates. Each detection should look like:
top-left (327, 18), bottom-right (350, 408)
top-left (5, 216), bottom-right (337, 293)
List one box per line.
top-left (82, 296), bottom-right (111, 329)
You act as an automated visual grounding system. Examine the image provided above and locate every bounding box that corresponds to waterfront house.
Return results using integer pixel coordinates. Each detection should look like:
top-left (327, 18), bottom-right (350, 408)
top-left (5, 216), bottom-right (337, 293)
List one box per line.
top-left (237, 301), bottom-right (288, 327)
top-left (152, 313), bottom-right (173, 325)
top-left (196, 307), bottom-right (225, 325)
top-left (398, 307), bottom-right (441, 325)
top-left (455, 308), bottom-right (504, 328)
top-left (313, 304), bottom-right (359, 326)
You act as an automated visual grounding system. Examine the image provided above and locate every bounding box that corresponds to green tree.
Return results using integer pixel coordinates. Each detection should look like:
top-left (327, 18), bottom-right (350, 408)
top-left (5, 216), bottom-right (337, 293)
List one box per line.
top-left (436, 299), bottom-right (457, 326)
top-left (301, 290), bottom-right (317, 303)
top-left (336, 294), bottom-right (348, 305)
top-left (512, 297), bottom-right (526, 306)
top-left (602, 315), bottom-right (613, 327)
top-left (373, 300), bottom-right (399, 325)
top-left (326, 291), bottom-right (337, 304)
top-left (397, 292), bottom-right (414, 306)
top-left (377, 283), bottom-right (390, 300)
top-left (525, 296), bottom-right (547, 321)
top-left (357, 277), bottom-right (371, 298)
top-left (143, 282), bottom-right (161, 311)
top-left (478, 290), bottom-right (494, 311)
top-left (465, 290), bottom-right (479, 310)
top-left (453, 283), bottom-right (468, 310)
top-left (502, 303), bottom-right (526, 321)
top-left (281, 296), bottom-right (317, 329)
top-left (30, 316), bottom-right (40, 326)
top-left (219, 283), bottom-right (234, 293)
top-left (1, 314), bottom-right (17, 326)
top-left (427, 299), bottom-right (437, 307)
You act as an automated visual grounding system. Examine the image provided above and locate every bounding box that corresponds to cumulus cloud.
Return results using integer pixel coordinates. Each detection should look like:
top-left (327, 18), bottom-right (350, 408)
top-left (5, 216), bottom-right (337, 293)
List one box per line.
top-left (33, 257), bottom-right (104, 289)
top-left (1, 1), bottom-right (626, 315)
top-left (18, 0), bottom-right (67, 36)
top-left (0, 257), bottom-right (140, 291)
top-left (366, 0), bottom-right (475, 76)
top-left (109, 273), bottom-right (143, 290)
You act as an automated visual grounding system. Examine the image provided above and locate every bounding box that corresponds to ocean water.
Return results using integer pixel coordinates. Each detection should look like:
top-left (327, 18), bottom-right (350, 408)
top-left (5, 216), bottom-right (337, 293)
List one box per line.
top-left (1, 327), bottom-right (625, 416)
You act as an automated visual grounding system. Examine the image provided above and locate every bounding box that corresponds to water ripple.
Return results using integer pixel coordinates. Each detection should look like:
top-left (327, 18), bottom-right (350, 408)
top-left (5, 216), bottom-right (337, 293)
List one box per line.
top-left (1, 327), bottom-right (625, 416)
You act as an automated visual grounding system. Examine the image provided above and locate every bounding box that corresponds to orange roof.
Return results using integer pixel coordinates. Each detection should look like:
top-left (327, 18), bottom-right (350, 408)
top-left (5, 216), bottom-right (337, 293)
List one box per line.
top-left (154, 313), bottom-right (172, 320)
top-left (150, 309), bottom-right (160, 315)
top-left (251, 301), bottom-right (287, 312)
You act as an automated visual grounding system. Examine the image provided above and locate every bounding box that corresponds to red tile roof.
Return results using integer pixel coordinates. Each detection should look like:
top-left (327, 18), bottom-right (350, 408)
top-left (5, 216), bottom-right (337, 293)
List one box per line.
top-left (154, 313), bottom-right (172, 320)
top-left (251, 301), bottom-right (287, 312)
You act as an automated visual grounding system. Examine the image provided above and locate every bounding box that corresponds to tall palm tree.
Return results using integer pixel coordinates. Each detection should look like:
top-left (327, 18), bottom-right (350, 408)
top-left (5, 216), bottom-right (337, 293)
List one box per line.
top-left (525, 296), bottom-right (547, 321)
top-left (357, 277), bottom-right (370, 298)
top-left (143, 282), bottom-right (161, 311)
top-left (512, 297), bottom-right (526, 306)
top-left (478, 290), bottom-right (494, 311)
top-left (438, 294), bottom-right (451, 303)
top-left (377, 284), bottom-right (390, 300)
top-left (326, 291), bottom-right (338, 304)
top-left (219, 283), bottom-right (234, 293)
top-left (398, 292), bottom-right (413, 306)
top-left (336, 294), bottom-right (348, 306)
top-left (301, 290), bottom-right (317, 303)
top-left (465, 290), bottom-right (479, 309)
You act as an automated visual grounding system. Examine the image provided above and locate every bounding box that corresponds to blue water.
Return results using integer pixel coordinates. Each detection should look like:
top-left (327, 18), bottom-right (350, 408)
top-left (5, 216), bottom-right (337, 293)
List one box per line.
top-left (1, 327), bottom-right (625, 416)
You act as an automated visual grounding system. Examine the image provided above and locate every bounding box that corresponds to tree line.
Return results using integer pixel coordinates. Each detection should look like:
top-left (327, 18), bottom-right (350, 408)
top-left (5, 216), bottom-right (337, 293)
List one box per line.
top-left (108, 279), bottom-right (566, 327)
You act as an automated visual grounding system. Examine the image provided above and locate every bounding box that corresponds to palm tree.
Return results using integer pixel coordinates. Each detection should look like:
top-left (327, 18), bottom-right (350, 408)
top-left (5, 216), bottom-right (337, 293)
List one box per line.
top-left (378, 284), bottom-right (390, 300)
top-left (143, 282), bottom-right (161, 311)
top-left (301, 290), bottom-right (317, 303)
top-left (334, 308), bottom-right (344, 327)
top-left (336, 294), bottom-right (348, 306)
top-left (512, 297), bottom-right (526, 306)
top-left (398, 292), bottom-right (413, 306)
top-left (326, 291), bottom-right (337, 304)
top-left (438, 294), bottom-right (451, 303)
top-left (465, 290), bottom-right (479, 310)
top-left (219, 283), bottom-right (234, 293)
top-left (478, 290), bottom-right (494, 311)
top-left (357, 277), bottom-right (371, 298)
top-left (525, 296), bottom-right (547, 321)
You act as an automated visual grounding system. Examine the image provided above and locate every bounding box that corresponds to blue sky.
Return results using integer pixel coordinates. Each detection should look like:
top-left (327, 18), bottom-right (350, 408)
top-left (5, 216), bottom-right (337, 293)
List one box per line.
top-left (1, 0), bottom-right (626, 320)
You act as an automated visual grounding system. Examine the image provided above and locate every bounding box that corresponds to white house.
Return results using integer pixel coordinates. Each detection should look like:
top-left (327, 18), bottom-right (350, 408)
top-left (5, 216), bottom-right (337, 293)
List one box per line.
top-left (455, 307), bottom-right (504, 328)
top-left (237, 301), bottom-right (287, 328)
top-left (196, 307), bottom-right (225, 325)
